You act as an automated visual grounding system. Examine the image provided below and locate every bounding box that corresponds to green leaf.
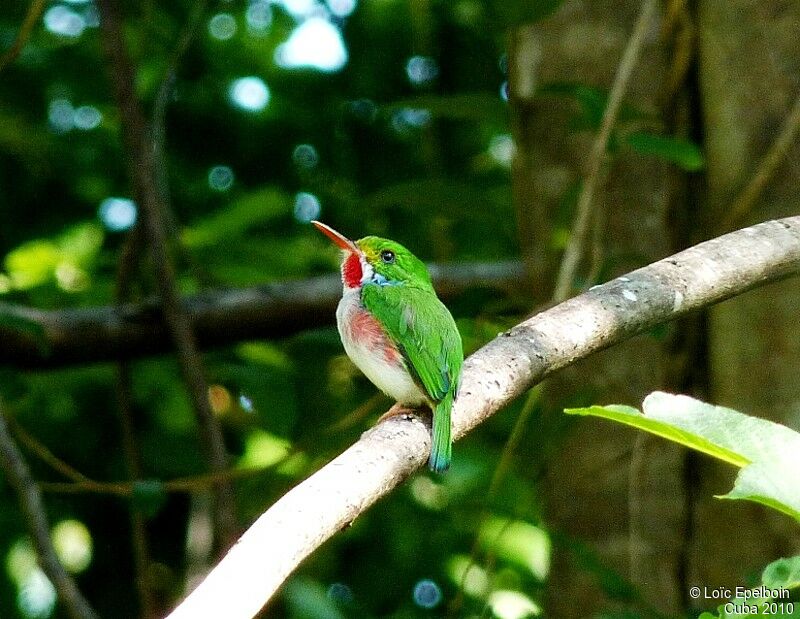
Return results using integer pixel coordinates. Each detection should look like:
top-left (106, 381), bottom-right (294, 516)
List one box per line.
top-left (182, 187), bottom-right (289, 248)
top-left (706, 556), bottom-right (800, 619)
top-left (762, 556), bottom-right (800, 590)
top-left (566, 392), bottom-right (800, 522)
top-left (478, 516), bottom-right (550, 580)
top-left (539, 83), bottom-right (649, 132)
top-left (624, 131), bottom-right (705, 171)
top-left (58, 222), bottom-right (104, 266)
top-left (4, 240), bottom-right (60, 289)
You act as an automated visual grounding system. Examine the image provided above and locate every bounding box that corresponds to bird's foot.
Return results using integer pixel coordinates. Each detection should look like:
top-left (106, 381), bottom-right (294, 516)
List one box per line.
top-left (376, 403), bottom-right (424, 424)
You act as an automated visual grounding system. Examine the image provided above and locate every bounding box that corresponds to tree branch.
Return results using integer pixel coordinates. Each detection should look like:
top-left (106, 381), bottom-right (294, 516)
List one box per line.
top-left (721, 89), bottom-right (800, 230)
top-left (0, 407), bottom-right (98, 619)
top-left (166, 217), bottom-right (800, 619)
top-left (552, 0), bottom-right (660, 301)
top-left (0, 261), bottom-right (523, 368)
top-left (97, 0), bottom-right (237, 547)
top-left (0, 0), bottom-right (46, 73)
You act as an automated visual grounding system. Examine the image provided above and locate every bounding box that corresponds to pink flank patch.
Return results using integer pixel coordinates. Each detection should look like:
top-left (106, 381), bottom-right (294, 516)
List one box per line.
top-left (342, 253), bottom-right (362, 288)
top-left (349, 309), bottom-right (402, 365)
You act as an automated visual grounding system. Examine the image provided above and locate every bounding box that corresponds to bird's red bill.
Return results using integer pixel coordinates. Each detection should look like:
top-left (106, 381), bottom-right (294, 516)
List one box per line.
top-left (311, 220), bottom-right (359, 253)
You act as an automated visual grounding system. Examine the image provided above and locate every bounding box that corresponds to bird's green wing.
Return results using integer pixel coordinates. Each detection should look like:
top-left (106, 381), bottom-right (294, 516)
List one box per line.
top-left (361, 284), bottom-right (463, 403)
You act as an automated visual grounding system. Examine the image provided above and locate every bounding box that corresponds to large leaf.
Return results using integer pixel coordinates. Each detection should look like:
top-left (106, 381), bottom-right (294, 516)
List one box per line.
top-left (624, 131), bottom-right (705, 171)
top-left (699, 556), bottom-right (800, 619)
top-left (565, 392), bottom-right (800, 522)
top-left (182, 187), bottom-right (289, 248)
top-left (538, 83), bottom-right (649, 132)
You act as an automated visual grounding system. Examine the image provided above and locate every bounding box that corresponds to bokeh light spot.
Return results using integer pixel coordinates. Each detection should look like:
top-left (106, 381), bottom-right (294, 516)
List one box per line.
top-left (18, 569), bottom-right (56, 619)
top-left (405, 55), bottom-right (438, 87)
top-left (48, 99), bottom-right (74, 133)
top-left (391, 108), bottom-right (432, 133)
top-left (293, 192), bottom-right (321, 222)
top-left (229, 76), bottom-right (270, 112)
top-left (52, 520), bottom-right (92, 574)
top-left (55, 262), bottom-right (89, 293)
top-left (292, 144), bottom-right (319, 169)
top-left (238, 393), bottom-right (254, 413)
top-left (6, 538), bottom-right (37, 586)
top-left (500, 80), bottom-right (510, 102)
top-left (326, 0), bottom-right (358, 17)
top-left (73, 105), bottom-right (102, 130)
top-left (412, 579), bottom-right (442, 609)
top-left (278, 0), bottom-right (317, 19)
top-left (488, 590), bottom-right (541, 619)
top-left (246, 0), bottom-right (272, 33)
top-left (488, 134), bottom-right (515, 166)
top-left (44, 5), bottom-right (85, 38)
top-left (275, 18), bottom-right (347, 72)
top-left (327, 582), bottom-right (354, 604)
top-left (208, 13), bottom-right (237, 40)
top-left (208, 165), bottom-right (235, 192)
top-left (98, 197), bottom-right (137, 232)
top-left (208, 385), bottom-right (232, 415)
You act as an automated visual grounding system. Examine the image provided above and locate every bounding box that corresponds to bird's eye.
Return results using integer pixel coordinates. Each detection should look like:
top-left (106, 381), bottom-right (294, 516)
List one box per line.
top-left (380, 250), bottom-right (395, 264)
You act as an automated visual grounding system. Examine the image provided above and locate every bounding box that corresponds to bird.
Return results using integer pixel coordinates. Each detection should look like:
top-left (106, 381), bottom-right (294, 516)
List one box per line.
top-left (312, 220), bottom-right (463, 472)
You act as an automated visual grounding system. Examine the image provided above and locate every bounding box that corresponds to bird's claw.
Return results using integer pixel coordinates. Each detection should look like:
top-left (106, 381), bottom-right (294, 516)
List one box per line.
top-left (376, 403), bottom-right (423, 424)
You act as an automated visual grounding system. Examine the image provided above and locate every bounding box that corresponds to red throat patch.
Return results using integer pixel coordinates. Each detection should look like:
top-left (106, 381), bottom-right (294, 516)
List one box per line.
top-left (342, 253), bottom-right (363, 288)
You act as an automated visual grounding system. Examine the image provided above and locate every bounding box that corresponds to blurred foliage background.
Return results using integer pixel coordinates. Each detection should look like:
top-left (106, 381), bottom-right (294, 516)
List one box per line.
top-left (0, 0), bottom-right (799, 618)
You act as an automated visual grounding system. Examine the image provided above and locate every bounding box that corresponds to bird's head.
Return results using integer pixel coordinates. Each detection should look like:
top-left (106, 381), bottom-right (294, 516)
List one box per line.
top-left (312, 221), bottom-right (432, 291)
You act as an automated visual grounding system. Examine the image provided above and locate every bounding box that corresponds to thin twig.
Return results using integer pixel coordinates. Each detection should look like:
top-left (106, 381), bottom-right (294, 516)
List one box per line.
top-left (96, 0), bottom-right (237, 548)
top-left (168, 217), bottom-right (800, 619)
top-left (116, 363), bottom-right (158, 618)
top-left (117, 3), bottom-right (210, 611)
top-left (9, 420), bottom-right (91, 483)
top-left (38, 466), bottom-right (271, 496)
top-left (0, 406), bottom-right (98, 619)
top-left (25, 393), bottom-right (379, 497)
top-left (151, 0), bottom-right (210, 245)
top-left (0, 0), bottom-right (47, 73)
top-left (552, 0), bottom-right (660, 301)
top-left (721, 91), bottom-right (800, 230)
top-left (115, 233), bottom-right (154, 616)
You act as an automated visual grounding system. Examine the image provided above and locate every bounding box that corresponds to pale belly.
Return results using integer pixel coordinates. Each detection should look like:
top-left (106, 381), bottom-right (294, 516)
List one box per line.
top-left (336, 291), bottom-right (428, 406)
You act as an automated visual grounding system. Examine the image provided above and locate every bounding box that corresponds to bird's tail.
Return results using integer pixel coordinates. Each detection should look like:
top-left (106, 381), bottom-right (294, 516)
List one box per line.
top-left (428, 392), bottom-right (453, 473)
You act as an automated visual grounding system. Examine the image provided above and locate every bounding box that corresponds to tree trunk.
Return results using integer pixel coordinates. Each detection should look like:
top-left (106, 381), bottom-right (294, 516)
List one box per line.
top-left (693, 0), bottom-right (800, 600)
top-left (510, 2), bottom-right (689, 616)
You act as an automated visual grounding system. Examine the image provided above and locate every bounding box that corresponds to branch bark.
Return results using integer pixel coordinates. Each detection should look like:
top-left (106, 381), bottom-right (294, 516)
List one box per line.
top-left (0, 406), bottom-right (98, 619)
top-left (167, 217), bottom-right (800, 619)
top-left (0, 261), bottom-right (523, 368)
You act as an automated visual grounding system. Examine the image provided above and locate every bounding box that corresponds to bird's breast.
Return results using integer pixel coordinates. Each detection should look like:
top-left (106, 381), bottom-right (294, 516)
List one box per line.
top-left (336, 291), bottom-right (427, 406)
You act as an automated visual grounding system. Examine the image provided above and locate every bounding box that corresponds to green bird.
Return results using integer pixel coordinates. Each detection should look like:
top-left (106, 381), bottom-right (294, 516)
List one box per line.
top-left (312, 221), bottom-right (463, 472)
